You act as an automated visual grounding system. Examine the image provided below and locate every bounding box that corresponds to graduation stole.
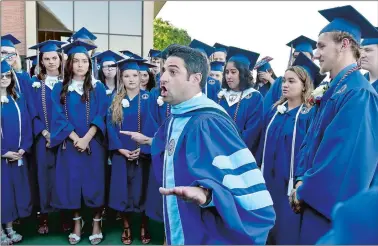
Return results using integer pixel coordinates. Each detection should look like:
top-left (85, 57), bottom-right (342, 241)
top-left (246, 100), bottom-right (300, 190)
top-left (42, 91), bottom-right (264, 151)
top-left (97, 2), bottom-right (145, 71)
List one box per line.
top-left (62, 85), bottom-right (91, 154)
top-left (217, 91), bottom-right (244, 122)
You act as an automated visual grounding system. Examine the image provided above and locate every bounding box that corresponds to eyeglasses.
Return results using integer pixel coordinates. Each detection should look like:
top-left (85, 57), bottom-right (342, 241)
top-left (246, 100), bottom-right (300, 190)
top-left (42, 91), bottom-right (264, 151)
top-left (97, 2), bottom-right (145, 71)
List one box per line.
top-left (1, 73), bottom-right (12, 79)
top-left (1, 51), bottom-right (17, 58)
top-left (102, 65), bottom-right (116, 71)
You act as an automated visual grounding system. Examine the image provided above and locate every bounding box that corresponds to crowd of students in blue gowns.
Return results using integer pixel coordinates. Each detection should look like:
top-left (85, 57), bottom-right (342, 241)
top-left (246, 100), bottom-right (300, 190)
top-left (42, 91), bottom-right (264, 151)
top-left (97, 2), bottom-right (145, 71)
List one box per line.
top-left (1, 4), bottom-right (378, 245)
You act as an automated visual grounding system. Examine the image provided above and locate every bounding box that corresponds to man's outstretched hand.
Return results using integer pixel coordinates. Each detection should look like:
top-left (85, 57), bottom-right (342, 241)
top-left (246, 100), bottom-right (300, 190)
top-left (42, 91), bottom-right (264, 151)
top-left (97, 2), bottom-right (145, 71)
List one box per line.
top-left (120, 131), bottom-right (152, 146)
top-left (159, 186), bottom-right (210, 206)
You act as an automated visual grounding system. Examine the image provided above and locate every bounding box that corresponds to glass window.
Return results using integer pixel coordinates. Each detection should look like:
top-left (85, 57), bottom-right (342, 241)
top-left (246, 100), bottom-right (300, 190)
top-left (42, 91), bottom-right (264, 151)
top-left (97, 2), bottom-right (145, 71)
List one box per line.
top-left (74, 1), bottom-right (108, 33)
top-left (109, 1), bottom-right (142, 35)
top-left (92, 34), bottom-right (109, 52)
top-left (40, 1), bottom-right (74, 31)
top-left (109, 35), bottom-right (142, 55)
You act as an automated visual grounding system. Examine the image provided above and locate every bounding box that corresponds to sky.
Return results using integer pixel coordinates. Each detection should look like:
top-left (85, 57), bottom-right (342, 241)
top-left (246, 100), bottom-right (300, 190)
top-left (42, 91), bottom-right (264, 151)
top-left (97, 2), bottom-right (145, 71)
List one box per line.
top-left (157, 1), bottom-right (378, 76)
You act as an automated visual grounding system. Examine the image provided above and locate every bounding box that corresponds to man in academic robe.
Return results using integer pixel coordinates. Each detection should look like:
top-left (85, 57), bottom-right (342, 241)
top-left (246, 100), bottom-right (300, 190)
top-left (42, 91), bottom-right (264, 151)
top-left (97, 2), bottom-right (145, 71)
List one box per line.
top-left (121, 44), bottom-right (276, 245)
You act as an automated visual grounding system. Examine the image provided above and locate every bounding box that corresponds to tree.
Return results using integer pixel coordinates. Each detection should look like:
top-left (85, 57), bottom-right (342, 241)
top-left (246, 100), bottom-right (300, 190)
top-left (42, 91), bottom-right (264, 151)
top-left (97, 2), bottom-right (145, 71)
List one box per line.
top-left (153, 18), bottom-right (192, 51)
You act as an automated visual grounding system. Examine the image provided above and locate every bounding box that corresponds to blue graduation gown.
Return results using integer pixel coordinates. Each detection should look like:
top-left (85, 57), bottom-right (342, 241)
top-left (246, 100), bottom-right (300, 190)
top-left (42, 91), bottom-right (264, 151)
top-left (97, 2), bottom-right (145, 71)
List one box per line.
top-left (30, 76), bottom-right (59, 213)
top-left (204, 76), bottom-right (221, 102)
top-left (50, 81), bottom-right (108, 209)
top-left (263, 76), bottom-right (283, 114)
top-left (254, 82), bottom-right (271, 97)
top-left (364, 72), bottom-right (378, 92)
top-left (151, 93), bottom-right (276, 245)
top-left (1, 94), bottom-right (33, 223)
top-left (295, 64), bottom-right (378, 244)
top-left (107, 90), bottom-right (153, 213)
top-left (256, 105), bottom-right (314, 244)
top-left (219, 88), bottom-right (264, 156)
top-left (144, 87), bottom-right (168, 221)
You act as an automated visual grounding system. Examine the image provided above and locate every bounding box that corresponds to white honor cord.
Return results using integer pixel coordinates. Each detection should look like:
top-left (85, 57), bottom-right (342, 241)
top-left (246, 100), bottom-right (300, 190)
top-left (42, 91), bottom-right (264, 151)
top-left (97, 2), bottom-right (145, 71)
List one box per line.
top-left (287, 104), bottom-right (303, 196)
top-left (205, 81), bottom-right (208, 96)
top-left (261, 102), bottom-right (304, 196)
top-left (11, 97), bottom-right (23, 166)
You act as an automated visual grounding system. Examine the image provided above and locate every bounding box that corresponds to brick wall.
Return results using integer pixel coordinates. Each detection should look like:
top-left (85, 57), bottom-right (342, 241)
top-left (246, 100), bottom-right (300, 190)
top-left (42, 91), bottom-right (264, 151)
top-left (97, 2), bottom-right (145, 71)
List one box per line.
top-left (1, 1), bottom-right (26, 56)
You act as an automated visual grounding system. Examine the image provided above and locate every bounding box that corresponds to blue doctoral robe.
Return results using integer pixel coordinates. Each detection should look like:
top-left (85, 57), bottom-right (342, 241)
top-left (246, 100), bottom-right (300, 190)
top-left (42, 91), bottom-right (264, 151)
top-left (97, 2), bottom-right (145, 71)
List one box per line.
top-left (295, 64), bottom-right (378, 244)
top-left (151, 93), bottom-right (276, 245)
top-left (107, 90), bottom-right (154, 213)
top-left (365, 72), bottom-right (378, 92)
top-left (50, 81), bottom-right (108, 209)
top-left (30, 76), bottom-right (59, 214)
top-left (263, 76), bottom-right (283, 114)
top-left (254, 82), bottom-right (271, 97)
top-left (204, 76), bottom-right (221, 102)
top-left (218, 88), bottom-right (264, 156)
top-left (256, 105), bottom-right (314, 244)
top-left (1, 94), bottom-right (33, 223)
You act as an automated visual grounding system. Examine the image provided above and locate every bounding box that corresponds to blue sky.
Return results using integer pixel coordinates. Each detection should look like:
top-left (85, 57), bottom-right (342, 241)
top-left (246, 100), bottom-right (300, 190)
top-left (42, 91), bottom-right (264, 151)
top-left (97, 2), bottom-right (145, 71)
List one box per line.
top-left (158, 1), bottom-right (378, 75)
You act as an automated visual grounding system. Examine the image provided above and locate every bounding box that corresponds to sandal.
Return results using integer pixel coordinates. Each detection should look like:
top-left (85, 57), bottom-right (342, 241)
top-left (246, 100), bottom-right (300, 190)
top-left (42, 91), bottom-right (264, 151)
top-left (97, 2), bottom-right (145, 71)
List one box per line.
top-left (37, 213), bottom-right (49, 235)
top-left (61, 212), bottom-right (72, 233)
top-left (1, 229), bottom-right (12, 245)
top-left (121, 227), bottom-right (133, 245)
top-left (89, 218), bottom-right (103, 245)
top-left (5, 227), bottom-right (22, 243)
top-left (68, 217), bottom-right (84, 245)
top-left (140, 225), bottom-right (151, 244)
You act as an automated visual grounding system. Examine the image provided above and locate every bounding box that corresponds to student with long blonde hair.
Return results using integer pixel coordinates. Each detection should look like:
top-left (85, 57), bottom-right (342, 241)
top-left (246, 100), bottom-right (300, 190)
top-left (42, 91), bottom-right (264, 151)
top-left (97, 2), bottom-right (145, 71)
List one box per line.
top-left (107, 59), bottom-right (154, 245)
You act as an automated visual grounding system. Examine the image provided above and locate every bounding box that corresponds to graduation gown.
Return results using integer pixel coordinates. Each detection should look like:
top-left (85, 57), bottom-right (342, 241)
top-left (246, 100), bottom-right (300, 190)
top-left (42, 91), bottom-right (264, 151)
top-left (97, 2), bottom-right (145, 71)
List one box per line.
top-left (145, 87), bottom-right (169, 221)
top-left (218, 87), bottom-right (264, 156)
top-left (31, 76), bottom-right (59, 213)
top-left (263, 76), bottom-right (283, 114)
top-left (253, 82), bottom-right (271, 97)
top-left (365, 72), bottom-right (378, 92)
top-left (204, 77), bottom-right (221, 102)
top-left (295, 64), bottom-right (378, 244)
top-left (151, 93), bottom-right (275, 245)
top-left (107, 90), bottom-right (154, 213)
top-left (1, 94), bottom-right (33, 223)
top-left (50, 80), bottom-right (108, 209)
top-left (256, 104), bottom-right (314, 244)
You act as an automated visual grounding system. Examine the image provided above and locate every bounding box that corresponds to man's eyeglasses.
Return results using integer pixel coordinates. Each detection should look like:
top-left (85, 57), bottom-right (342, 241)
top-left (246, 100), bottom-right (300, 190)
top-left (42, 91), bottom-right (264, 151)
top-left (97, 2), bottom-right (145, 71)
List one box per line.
top-left (1, 73), bottom-right (12, 80)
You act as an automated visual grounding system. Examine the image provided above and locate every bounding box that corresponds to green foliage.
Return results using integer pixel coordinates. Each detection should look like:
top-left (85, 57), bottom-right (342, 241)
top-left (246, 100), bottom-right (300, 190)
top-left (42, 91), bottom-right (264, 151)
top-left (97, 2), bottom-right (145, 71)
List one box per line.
top-left (153, 18), bottom-right (192, 50)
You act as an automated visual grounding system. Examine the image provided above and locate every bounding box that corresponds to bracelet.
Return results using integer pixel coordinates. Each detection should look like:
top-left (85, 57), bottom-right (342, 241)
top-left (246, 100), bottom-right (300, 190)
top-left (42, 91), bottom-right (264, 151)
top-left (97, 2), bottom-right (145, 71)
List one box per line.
top-left (199, 186), bottom-right (212, 206)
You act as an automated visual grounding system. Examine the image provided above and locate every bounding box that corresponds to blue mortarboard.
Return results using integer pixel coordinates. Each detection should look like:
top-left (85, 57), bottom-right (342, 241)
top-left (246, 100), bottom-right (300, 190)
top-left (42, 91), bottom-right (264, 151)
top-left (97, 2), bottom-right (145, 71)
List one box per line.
top-left (213, 43), bottom-right (228, 53)
top-left (210, 61), bottom-right (225, 72)
top-left (189, 39), bottom-right (215, 57)
top-left (139, 62), bottom-right (157, 72)
top-left (1, 34), bottom-right (21, 48)
top-left (254, 56), bottom-right (274, 72)
top-left (113, 58), bottom-right (147, 71)
top-left (69, 27), bottom-right (97, 42)
top-left (29, 40), bottom-right (66, 53)
top-left (316, 188), bottom-right (378, 245)
top-left (92, 50), bottom-right (124, 66)
top-left (286, 35), bottom-right (317, 54)
top-left (361, 27), bottom-right (378, 46)
top-left (119, 50), bottom-right (135, 58)
top-left (319, 5), bottom-right (378, 44)
top-left (26, 55), bottom-right (38, 66)
top-left (1, 59), bottom-right (12, 74)
top-left (226, 46), bottom-right (260, 70)
top-left (59, 40), bottom-right (97, 55)
top-left (148, 49), bottom-right (161, 58)
top-left (292, 52), bottom-right (326, 87)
